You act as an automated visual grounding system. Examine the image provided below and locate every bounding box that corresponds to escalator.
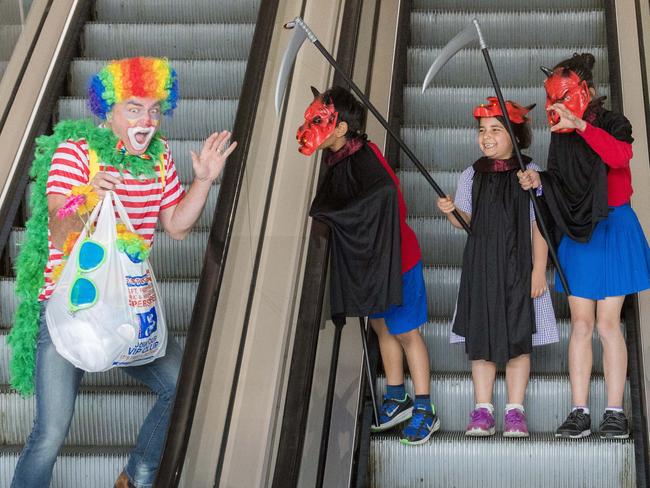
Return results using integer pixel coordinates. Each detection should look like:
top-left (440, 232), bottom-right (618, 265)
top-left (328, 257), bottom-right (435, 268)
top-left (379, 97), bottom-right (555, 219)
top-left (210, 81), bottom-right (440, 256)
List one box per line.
top-left (369, 1), bottom-right (640, 486)
top-left (0, 0), bottom-right (260, 485)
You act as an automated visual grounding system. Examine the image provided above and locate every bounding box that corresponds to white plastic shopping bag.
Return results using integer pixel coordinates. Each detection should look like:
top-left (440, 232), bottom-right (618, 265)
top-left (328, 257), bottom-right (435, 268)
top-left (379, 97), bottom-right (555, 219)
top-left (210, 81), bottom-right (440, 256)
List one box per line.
top-left (45, 191), bottom-right (167, 371)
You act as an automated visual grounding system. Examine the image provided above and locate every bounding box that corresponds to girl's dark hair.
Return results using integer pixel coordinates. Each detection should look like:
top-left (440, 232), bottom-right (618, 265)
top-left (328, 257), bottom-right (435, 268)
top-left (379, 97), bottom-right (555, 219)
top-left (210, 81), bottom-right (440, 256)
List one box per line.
top-left (552, 52), bottom-right (597, 88)
top-left (322, 86), bottom-right (367, 140)
top-left (490, 115), bottom-right (533, 150)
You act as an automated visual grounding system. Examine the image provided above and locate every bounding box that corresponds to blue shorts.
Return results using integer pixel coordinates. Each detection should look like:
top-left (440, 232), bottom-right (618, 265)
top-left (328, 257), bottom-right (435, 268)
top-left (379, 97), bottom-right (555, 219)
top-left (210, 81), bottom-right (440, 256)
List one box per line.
top-left (369, 260), bottom-right (428, 335)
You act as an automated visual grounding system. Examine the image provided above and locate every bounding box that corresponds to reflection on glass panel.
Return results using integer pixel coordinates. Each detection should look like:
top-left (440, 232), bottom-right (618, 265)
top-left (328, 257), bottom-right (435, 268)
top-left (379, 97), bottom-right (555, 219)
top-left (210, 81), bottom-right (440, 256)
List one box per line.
top-left (0, 0), bottom-right (34, 84)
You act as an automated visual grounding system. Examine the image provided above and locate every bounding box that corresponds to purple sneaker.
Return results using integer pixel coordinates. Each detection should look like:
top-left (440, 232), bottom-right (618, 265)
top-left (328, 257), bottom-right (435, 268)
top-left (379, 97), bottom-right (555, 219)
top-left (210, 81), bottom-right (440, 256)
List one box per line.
top-left (503, 408), bottom-right (529, 438)
top-left (465, 407), bottom-right (495, 436)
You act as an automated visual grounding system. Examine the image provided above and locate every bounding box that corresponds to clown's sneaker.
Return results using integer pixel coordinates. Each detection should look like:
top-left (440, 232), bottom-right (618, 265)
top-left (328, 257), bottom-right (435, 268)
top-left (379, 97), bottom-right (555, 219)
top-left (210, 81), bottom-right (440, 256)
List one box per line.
top-left (400, 404), bottom-right (440, 445)
top-left (370, 394), bottom-right (413, 432)
top-left (465, 407), bottom-right (496, 436)
top-left (503, 408), bottom-right (530, 437)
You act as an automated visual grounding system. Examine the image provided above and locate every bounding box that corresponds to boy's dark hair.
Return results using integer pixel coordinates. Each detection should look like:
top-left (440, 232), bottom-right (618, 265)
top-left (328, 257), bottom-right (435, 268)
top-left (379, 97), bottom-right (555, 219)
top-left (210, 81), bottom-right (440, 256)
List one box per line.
top-left (552, 52), bottom-right (597, 88)
top-left (322, 86), bottom-right (367, 140)
top-left (489, 115), bottom-right (533, 150)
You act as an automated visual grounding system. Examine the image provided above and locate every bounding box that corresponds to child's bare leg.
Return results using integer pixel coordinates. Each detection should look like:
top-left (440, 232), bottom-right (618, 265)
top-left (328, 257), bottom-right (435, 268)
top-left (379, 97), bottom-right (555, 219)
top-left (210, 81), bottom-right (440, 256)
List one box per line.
top-left (395, 328), bottom-right (430, 395)
top-left (472, 360), bottom-right (497, 404)
top-left (595, 296), bottom-right (626, 408)
top-left (568, 296), bottom-right (597, 407)
top-left (369, 318), bottom-right (404, 386)
top-left (505, 354), bottom-right (531, 404)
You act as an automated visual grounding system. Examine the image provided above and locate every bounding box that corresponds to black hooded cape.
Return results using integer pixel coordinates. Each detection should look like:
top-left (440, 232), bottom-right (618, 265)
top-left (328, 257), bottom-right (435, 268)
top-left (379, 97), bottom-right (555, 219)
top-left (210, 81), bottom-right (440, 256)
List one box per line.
top-left (309, 141), bottom-right (402, 325)
top-left (539, 103), bottom-right (634, 243)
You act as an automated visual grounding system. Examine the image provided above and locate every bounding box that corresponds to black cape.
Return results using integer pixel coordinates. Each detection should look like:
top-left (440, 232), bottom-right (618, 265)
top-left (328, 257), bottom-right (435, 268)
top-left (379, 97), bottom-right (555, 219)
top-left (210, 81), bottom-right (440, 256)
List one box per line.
top-left (539, 103), bottom-right (634, 243)
top-left (452, 156), bottom-right (535, 362)
top-left (309, 141), bottom-right (402, 324)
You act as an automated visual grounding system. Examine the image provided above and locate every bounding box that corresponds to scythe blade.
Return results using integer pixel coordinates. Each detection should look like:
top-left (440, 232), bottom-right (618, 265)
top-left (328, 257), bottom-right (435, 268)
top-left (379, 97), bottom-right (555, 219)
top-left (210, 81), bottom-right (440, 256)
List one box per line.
top-left (421, 20), bottom-right (480, 93)
top-left (274, 19), bottom-right (309, 114)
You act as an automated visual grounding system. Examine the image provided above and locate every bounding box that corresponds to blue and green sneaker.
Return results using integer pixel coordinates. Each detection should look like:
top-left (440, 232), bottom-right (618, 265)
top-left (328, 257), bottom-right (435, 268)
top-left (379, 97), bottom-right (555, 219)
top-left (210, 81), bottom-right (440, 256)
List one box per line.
top-left (370, 394), bottom-right (413, 432)
top-left (400, 404), bottom-right (440, 445)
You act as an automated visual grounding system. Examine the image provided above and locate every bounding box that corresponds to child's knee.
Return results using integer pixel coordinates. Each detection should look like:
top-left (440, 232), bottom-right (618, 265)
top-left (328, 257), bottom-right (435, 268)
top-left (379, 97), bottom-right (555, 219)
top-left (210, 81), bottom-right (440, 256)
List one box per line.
top-left (395, 328), bottom-right (421, 347)
top-left (596, 319), bottom-right (624, 342)
top-left (571, 317), bottom-right (595, 339)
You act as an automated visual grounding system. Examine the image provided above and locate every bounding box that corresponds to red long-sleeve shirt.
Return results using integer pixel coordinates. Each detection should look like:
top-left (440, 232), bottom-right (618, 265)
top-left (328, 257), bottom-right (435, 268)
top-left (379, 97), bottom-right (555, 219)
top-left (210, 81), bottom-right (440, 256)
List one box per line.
top-left (578, 122), bottom-right (634, 206)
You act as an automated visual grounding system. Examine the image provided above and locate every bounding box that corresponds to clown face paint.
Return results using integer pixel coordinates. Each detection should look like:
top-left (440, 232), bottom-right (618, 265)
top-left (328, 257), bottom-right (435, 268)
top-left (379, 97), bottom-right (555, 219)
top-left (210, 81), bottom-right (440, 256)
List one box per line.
top-left (296, 98), bottom-right (338, 155)
top-left (544, 71), bottom-right (591, 133)
top-left (109, 97), bottom-right (161, 154)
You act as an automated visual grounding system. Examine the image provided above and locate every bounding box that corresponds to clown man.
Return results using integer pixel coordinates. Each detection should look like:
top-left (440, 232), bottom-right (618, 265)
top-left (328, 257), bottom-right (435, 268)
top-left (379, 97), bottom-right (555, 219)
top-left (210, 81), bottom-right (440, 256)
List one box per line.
top-left (9, 57), bottom-right (236, 488)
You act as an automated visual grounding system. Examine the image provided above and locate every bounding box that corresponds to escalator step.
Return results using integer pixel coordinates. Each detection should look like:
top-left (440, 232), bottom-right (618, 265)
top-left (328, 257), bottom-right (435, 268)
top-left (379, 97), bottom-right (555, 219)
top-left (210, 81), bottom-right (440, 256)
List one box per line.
top-left (376, 373), bottom-right (630, 433)
top-left (69, 59), bottom-right (247, 99)
top-left (410, 10), bottom-right (605, 48)
top-left (0, 278), bottom-right (199, 333)
top-left (404, 85), bottom-right (611, 128)
top-left (83, 23), bottom-right (255, 60)
top-left (407, 46), bottom-right (608, 86)
top-left (370, 432), bottom-right (634, 488)
top-left (399, 127), bottom-right (553, 172)
top-left (57, 98), bottom-right (237, 140)
top-left (414, 0), bottom-right (603, 9)
top-left (95, 0), bottom-right (260, 24)
top-left (420, 318), bottom-right (611, 374)
top-left (0, 25), bottom-right (22, 60)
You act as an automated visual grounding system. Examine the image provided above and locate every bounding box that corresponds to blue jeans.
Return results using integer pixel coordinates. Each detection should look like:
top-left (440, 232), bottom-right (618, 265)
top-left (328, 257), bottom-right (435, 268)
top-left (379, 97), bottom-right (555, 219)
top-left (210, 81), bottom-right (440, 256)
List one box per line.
top-left (11, 309), bottom-right (182, 488)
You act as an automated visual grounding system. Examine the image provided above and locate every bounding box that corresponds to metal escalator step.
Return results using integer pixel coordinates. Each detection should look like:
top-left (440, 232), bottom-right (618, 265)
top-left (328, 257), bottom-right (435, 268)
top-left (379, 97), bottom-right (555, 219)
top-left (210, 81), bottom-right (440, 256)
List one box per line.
top-left (69, 59), bottom-right (247, 99)
top-left (404, 85), bottom-right (611, 128)
top-left (57, 98), bottom-right (237, 140)
top-left (407, 216), bottom-right (466, 266)
top-left (376, 374), bottom-right (631, 433)
top-left (420, 318), bottom-right (612, 374)
top-left (22, 181), bottom-right (219, 227)
top-left (0, 3), bottom-right (23, 24)
top-left (0, 278), bottom-right (198, 333)
top-left (411, 10), bottom-right (604, 48)
top-left (0, 25), bottom-right (22, 60)
top-left (83, 23), bottom-right (255, 60)
top-left (0, 331), bottom-right (186, 386)
top-left (0, 386), bottom-right (159, 446)
top-left (95, 0), bottom-right (260, 23)
top-left (7, 229), bottom-right (210, 279)
top-left (370, 432), bottom-right (634, 488)
top-left (414, 0), bottom-right (603, 10)
top-left (407, 46), bottom-right (608, 86)
top-left (399, 127), bottom-right (552, 172)
top-left (0, 445), bottom-right (176, 488)
top-left (0, 61), bottom-right (7, 80)
top-left (420, 266), bottom-right (569, 319)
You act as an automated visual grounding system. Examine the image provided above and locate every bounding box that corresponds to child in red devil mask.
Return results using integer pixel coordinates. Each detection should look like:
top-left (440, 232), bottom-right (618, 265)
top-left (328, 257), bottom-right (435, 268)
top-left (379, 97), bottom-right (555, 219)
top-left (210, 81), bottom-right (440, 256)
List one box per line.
top-left (518, 53), bottom-right (650, 439)
top-left (304, 86), bottom-right (439, 445)
top-left (437, 98), bottom-right (559, 438)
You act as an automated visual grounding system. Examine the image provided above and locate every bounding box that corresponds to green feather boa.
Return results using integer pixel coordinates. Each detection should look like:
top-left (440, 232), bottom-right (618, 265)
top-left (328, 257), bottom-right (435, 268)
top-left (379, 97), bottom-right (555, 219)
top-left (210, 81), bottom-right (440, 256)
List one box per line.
top-left (8, 119), bottom-right (164, 395)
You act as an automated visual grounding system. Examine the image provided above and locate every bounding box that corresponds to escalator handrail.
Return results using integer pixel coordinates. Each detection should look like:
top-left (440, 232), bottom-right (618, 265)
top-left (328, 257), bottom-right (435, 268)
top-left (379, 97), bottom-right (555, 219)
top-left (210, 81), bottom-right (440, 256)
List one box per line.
top-left (154, 1), bottom-right (281, 486)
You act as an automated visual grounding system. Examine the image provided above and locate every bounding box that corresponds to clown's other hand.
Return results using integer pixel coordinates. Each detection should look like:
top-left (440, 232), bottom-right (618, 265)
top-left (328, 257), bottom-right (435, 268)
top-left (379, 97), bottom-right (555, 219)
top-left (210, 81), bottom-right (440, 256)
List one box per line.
top-left (517, 169), bottom-right (541, 191)
top-left (548, 103), bottom-right (587, 133)
top-left (90, 171), bottom-right (123, 198)
top-left (437, 195), bottom-right (456, 215)
top-left (191, 131), bottom-right (238, 183)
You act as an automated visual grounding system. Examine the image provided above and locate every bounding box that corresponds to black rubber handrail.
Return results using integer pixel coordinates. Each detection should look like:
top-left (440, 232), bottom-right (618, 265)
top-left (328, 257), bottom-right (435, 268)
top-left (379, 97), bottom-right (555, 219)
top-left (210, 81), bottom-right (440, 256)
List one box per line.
top-left (154, 1), bottom-right (281, 486)
top-left (270, 1), bottom-right (364, 486)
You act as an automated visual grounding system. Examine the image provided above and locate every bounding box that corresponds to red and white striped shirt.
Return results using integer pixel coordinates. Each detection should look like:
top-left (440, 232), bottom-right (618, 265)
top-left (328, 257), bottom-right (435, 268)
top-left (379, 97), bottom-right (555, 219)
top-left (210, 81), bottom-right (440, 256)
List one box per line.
top-left (40, 138), bottom-right (185, 300)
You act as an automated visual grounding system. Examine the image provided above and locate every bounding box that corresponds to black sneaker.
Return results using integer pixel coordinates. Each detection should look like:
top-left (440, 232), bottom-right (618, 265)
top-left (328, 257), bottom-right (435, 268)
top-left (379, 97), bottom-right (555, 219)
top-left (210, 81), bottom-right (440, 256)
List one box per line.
top-left (599, 410), bottom-right (630, 439)
top-left (370, 394), bottom-right (413, 432)
top-left (555, 409), bottom-right (592, 438)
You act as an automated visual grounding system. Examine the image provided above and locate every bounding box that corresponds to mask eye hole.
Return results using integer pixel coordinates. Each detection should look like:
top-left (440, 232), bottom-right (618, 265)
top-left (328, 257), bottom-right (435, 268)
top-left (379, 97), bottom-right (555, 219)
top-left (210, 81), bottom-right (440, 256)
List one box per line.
top-left (312, 116), bottom-right (322, 124)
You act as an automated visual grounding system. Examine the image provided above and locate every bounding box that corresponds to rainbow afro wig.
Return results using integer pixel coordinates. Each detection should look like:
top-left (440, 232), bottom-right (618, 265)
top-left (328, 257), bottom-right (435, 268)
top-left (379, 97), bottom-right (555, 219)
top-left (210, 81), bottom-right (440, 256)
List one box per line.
top-left (88, 57), bottom-right (179, 120)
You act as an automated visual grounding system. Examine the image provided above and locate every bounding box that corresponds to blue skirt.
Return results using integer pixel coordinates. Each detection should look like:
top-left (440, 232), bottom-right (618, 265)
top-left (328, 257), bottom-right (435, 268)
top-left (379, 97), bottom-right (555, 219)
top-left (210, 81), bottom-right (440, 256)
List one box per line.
top-left (556, 204), bottom-right (650, 300)
top-left (369, 261), bottom-right (428, 335)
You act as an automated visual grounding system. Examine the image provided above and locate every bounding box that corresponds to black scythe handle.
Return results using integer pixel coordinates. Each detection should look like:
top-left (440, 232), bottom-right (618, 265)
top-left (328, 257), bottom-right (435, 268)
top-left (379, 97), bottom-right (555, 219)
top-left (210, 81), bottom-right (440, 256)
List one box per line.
top-left (311, 39), bottom-right (472, 236)
top-left (480, 48), bottom-right (572, 296)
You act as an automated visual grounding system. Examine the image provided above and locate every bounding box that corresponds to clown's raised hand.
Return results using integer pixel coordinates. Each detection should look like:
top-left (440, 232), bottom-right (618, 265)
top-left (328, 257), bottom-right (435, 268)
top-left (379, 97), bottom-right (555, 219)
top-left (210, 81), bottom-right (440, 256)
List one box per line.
top-left (191, 131), bottom-right (238, 183)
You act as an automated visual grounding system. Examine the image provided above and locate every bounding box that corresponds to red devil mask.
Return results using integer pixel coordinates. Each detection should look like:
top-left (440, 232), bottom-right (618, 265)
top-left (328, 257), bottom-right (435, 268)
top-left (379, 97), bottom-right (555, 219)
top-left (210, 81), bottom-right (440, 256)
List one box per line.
top-left (473, 97), bottom-right (534, 124)
top-left (543, 68), bottom-right (591, 133)
top-left (296, 87), bottom-right (339, 156)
